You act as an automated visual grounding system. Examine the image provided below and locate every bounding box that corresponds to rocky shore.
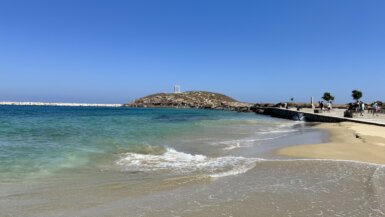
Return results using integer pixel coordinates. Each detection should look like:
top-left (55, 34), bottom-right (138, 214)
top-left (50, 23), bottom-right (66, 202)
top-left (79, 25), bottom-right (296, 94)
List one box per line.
top-left (124, 91), bottom-right (252, 112)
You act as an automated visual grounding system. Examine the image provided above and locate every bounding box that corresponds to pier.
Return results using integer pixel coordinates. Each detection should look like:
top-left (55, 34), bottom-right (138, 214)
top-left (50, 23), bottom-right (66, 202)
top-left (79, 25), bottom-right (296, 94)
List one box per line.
top-left (254, 107), bottom-right (385, 127)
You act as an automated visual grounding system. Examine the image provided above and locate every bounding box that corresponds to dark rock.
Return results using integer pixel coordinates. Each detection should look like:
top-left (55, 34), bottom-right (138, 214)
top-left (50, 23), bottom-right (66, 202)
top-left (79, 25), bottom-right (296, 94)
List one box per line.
top-left (344, 110), bottom-right (353, 118)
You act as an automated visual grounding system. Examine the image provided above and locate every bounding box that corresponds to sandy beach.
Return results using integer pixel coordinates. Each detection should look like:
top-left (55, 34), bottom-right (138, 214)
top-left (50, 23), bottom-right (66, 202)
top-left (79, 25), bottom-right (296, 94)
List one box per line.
top-left (277, 122), bottom-right (385, 164)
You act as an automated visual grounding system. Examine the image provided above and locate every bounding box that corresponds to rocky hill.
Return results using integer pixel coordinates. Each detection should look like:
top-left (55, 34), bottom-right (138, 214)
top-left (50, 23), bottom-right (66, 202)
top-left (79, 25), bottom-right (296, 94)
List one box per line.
top-left (124, 91), bottom-right (252, 112)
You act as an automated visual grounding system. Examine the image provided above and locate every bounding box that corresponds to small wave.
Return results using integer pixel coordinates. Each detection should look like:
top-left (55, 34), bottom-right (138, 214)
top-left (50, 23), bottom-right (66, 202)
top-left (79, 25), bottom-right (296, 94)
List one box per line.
top-left (116, 148), bottom-right (261, 178)
top-left (223, 142), bottom-right (244, 151)
top-left (116, 144), bottom-right (167, 155)
top-left (218, 136), bottom-right (285, 151)
top-left (211, 132), bottom-right (289, 151)
top-left (199, 119), bottom-right (262, 126)
top-left (252, 122), bottom-right (300, 135)
top-left (257, 129), bottom-right (297, 135)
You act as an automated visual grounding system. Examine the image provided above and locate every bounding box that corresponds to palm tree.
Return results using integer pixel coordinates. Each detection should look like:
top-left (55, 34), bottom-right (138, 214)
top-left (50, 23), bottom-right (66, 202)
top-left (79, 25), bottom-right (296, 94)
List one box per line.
top-left (322, 92), bottom-right (335, 102)
top-left (352, 90), bottom-right (363, 102)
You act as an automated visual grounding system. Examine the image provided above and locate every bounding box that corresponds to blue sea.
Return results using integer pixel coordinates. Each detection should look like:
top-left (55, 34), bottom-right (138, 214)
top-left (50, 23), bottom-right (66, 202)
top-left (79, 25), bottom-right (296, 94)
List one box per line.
top-left (0, 106), bottom-right (296, 180)
top-left (1, 106), bottom-right (384, 217)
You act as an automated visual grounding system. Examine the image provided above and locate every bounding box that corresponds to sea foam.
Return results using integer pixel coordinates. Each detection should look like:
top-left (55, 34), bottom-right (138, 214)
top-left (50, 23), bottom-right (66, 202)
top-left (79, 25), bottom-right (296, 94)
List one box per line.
top-left (116, 148), bottom-right (261, 178)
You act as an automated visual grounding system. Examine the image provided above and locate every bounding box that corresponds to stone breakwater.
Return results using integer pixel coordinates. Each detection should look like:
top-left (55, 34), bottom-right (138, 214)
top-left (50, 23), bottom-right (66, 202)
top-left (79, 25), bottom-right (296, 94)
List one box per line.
top-left (256, 107), bottom-right (344, 122)
top-left (124, 91), bottom-right (252, 112)
top-left (252, 107), bottom-right (385, 127)
top-left (0, 102), bottom-right (123, 107)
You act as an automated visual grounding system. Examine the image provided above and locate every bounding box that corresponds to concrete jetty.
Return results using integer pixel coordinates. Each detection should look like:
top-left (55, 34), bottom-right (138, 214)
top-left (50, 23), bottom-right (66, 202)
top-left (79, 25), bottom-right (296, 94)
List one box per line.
top-left (254, 107), bottom-right (385, 127)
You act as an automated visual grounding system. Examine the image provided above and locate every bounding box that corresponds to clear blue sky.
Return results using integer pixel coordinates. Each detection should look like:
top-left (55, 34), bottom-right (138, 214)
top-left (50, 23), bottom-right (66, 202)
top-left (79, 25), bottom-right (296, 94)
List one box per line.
top-left (1, 0), bottom-right (384, 103)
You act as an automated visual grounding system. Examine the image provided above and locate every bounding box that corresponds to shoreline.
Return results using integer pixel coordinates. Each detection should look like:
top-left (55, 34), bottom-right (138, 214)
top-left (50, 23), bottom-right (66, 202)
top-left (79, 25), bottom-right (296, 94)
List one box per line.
top-left (1, 106), bottom-right (384, 216)
top-left (277, 122), bottom-right (385, 164)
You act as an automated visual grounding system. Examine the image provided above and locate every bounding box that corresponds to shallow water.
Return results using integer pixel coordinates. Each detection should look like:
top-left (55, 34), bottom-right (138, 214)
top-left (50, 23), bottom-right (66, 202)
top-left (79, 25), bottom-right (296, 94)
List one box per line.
top-left (0, 106), bottom-right (300, 181)
top-left (0, 106), bottom-right (383, 217)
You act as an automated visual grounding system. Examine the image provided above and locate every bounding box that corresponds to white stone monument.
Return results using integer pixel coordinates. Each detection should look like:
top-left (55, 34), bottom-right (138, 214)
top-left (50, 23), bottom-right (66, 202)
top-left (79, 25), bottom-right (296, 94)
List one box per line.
top-left (174, 85), bottom-right (181, 94)
top-left (311, 97), bottom-right (315, 109)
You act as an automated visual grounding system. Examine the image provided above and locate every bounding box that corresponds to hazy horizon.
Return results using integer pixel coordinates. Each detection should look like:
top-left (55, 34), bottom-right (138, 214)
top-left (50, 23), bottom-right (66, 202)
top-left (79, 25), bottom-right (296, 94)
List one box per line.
top-left (1, 0), bottom-right (384, 104)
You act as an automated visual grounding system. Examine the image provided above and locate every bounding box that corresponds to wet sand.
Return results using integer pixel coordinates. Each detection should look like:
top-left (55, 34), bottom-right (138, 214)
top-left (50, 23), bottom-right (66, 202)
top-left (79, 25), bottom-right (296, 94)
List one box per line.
top-left (277, 122), bottom-right (385, 164)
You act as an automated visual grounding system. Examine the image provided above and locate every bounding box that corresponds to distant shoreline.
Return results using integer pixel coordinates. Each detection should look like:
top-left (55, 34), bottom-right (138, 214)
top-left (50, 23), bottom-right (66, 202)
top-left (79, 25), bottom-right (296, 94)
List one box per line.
top-left (0, 101), bottom-right (123, 107)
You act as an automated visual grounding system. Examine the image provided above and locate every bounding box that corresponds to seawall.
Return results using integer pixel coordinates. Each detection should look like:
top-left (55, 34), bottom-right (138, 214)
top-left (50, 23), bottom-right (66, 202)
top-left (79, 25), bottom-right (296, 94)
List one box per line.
top-left (256, 107), bottom-right (385, 127)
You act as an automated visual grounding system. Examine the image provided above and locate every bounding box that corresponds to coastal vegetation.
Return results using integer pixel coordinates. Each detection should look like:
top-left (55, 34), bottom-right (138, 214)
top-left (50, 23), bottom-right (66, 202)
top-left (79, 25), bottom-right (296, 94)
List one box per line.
top-left (352, 90), bottom-right (363, 102)
top-left (322, 92), bottom-right (335, 102)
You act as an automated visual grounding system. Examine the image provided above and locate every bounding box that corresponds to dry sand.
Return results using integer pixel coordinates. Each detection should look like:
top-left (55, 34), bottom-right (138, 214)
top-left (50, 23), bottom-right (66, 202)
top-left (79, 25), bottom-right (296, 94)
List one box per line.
top-left (277, 122), bottom-right (385, 164)
top-left (299, 108), bottom-right (385, 125)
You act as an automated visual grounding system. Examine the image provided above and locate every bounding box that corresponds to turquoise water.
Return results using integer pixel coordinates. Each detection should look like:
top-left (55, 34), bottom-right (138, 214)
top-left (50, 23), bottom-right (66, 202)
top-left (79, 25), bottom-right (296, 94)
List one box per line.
top-left (0, 106), bottom-right (293, 181)
top-left (2, 106), bottom-right (385, 217)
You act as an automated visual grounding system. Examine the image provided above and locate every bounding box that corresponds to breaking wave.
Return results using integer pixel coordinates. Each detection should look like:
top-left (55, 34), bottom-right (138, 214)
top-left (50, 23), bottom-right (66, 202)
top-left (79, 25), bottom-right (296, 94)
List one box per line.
top-left (116, 148), bottom-right (261, 178)
top-left (212, 127), bottom-right (298, 151)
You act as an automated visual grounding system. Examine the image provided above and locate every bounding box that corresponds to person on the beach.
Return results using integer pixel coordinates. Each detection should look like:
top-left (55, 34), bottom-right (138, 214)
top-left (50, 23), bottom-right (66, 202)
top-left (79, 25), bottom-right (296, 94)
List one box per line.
top-left (373, 102), bottom-right (379, 116)
top-left (283, 102), bottom-right (289, 109)
top-left (372, 102), bottom-right (377, 116)
top-left (320, 101), bottom-right (324, 111)
top-left (354, 101), bottom-right (360, 113)
top-left (359, 101), bottom-right (365, 116)
top-left (348, 103), bottom-right (354, 111)
top-left (327, 101), bottom-right (332, 112)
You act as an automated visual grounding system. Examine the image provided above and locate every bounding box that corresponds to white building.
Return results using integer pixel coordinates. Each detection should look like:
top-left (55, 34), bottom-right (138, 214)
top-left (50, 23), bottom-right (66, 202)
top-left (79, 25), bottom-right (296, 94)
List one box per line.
top-left (174, 85), bottom-right (181, 93)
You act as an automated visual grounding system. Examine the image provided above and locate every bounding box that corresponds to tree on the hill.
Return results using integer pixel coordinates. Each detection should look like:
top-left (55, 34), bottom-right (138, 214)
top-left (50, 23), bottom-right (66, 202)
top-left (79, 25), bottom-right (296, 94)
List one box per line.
top-left (322, 92), bottom-right (335, 102)
top-left (352, 90), bottom-right (363, 102)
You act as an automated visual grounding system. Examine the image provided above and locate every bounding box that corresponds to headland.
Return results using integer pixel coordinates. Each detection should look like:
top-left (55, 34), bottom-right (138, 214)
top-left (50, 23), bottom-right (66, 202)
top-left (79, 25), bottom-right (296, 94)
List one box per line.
top-left (124, 91), bottom-right (252, 112)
